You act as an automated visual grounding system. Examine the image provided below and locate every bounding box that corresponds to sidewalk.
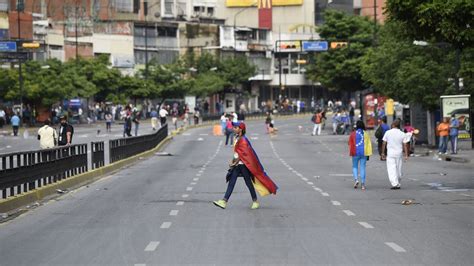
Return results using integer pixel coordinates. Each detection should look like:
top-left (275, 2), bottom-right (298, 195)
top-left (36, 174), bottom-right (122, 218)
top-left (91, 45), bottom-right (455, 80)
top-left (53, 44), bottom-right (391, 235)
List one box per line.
top-left (414, 140), bottom-right (473, 164)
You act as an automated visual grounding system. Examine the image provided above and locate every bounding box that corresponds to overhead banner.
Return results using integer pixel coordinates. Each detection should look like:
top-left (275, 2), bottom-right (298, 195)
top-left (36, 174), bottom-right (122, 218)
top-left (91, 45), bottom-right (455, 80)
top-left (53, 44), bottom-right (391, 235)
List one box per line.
top-left (441, 95), bottom-right (471, 139)
top-left (227, 0), bottom-right (303, 7)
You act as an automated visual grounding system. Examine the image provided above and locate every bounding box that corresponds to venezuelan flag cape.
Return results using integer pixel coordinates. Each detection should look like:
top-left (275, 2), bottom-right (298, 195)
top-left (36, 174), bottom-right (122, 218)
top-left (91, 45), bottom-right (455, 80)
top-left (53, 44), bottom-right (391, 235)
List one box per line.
top-left (349, 129), bottom-right (373, 157)
top-left (234, 136), bottom-right (278, 196)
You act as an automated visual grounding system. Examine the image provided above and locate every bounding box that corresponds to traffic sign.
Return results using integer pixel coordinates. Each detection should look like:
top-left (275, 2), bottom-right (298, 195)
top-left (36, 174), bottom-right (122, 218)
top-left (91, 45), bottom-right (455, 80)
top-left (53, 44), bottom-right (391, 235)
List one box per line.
top-left (302, 41), bottom-right (328, 52)
top-left (0, 42), bottom-right (18, 52)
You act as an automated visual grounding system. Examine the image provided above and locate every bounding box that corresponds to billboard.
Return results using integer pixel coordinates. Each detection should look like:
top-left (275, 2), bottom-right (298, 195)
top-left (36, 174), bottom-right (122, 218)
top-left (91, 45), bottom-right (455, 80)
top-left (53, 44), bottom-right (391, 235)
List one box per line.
top-left (226, 0), bottom-right (303, 7)
top-left (441, 95), bottom-right (471, 139)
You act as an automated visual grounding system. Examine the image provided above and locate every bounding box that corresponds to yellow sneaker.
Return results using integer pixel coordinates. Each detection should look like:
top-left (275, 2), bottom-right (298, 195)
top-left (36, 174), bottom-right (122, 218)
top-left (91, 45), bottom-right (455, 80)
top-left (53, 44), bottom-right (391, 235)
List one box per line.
top-left (213, 200), bottom-right (227, 209)
top-left (251, 201), bottom-right (260, 210)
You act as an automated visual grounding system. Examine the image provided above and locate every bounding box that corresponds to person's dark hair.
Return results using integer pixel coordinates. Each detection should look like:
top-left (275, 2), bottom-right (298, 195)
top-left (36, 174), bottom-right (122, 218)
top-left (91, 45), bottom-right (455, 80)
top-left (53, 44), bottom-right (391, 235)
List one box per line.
top-left (392, 119), bottom-right (401, 129)
top-left (382, 116), bottom-right (387, 123)
top-left (44, 119), bottom-right (51, 126)
top-left (356, 120), bottom-right (365, 130)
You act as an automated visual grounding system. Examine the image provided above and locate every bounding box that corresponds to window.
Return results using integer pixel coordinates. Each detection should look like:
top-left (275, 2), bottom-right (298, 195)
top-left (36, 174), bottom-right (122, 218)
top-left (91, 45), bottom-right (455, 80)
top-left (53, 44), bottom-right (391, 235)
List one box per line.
top-left (0, 0), bottom-right (8, 11)
top-left (164, 0), bottom-right (174, 16)
top-left (258, 30), bottom-right (267, 41)
top-left (207, 7), bottom-right (214, 17)
top-left (115, 0), bottom-right (133, 13)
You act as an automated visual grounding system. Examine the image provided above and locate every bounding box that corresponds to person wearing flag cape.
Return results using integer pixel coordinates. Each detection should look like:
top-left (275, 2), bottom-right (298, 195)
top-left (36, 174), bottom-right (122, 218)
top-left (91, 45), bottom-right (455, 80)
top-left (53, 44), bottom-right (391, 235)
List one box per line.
top-left (213, 122), bottom-right (278, 209)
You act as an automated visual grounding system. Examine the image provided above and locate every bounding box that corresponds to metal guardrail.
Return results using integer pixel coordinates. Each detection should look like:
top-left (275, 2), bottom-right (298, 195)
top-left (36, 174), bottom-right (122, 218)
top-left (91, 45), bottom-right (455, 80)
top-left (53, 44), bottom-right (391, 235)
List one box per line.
top-left (109, 124), bottom-right (168, 163)
top-left (91, 142), bottom-right (105, 170)
top-left (0, 144), bottom-right (88, 199)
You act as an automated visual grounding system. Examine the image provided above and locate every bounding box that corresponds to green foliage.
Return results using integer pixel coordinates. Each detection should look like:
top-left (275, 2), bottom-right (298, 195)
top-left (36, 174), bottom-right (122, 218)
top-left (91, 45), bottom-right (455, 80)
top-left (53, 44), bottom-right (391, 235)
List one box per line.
top-left (361, 21), bottom-right (456, 110)
top-left (306, 9), bottom-right (374, 92)
top-left (385, 0), bottom-right (474, 49)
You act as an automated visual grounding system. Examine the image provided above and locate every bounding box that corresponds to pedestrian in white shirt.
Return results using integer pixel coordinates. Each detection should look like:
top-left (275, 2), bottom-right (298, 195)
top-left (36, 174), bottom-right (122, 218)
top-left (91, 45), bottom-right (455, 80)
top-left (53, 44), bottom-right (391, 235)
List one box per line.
top-left (381, 120), bottom-right (409, 189)
top-left (37, 119), bottom-right (57, 149)
top-left (159, 107), bottom-right (168, 126)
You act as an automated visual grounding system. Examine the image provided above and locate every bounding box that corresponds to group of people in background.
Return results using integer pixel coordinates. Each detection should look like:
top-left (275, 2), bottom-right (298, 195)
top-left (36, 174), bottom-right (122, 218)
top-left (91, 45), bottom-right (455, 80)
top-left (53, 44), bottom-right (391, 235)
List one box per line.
top-left (436, 115), bottom-right (460, 154)
top-left (348, 118), bottom-right (411, 191)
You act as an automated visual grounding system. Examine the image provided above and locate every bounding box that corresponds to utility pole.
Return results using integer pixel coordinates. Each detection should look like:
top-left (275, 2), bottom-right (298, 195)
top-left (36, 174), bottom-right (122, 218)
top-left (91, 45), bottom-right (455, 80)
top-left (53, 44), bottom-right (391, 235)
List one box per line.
top-left (17, 0), bottom-right (24, 119)
top-left (75, 0), bottom-right (79, 61)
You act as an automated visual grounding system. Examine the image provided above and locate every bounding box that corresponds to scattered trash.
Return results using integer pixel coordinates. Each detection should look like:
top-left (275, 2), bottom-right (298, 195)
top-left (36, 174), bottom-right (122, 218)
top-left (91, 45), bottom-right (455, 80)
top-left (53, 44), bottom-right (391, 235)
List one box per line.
top-left (103, 188), bottom-right (108, 191)
top-left (401, 200), bottom-right (414, 205)
top-left (155, 152), bottom-right (172, 156)
top-left (56, 189), bottom-right (67, 194)
top-left (34, 202), bottom-right (40, 207)
top-left (440, 173), bottom-right (447, 176)
top-left (0, 213), bottom-right (8, 219)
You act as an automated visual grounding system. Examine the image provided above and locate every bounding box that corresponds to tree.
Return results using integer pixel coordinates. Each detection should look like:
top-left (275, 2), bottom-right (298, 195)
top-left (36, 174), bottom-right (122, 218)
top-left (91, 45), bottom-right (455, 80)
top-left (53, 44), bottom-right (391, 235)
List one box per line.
top-left (361, 21), bottom-right (454, 110)
top-left (385, 0), bottom-right (474, 49)
top-left (220, 56), bottom-right (256, 90)
top-left (306, 9), bottom-right (374, 92)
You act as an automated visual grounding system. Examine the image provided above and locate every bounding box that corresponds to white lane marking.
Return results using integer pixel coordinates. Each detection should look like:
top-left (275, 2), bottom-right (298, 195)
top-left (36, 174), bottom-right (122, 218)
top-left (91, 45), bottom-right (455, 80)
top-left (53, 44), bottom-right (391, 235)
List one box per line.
top-left (321, 192), bottom-right (330, 197)
top-left (314, 188), bottom-right (322, 192)
top-left (169, 210), bottom-right (179, 216)
top-left (144, 241), bottom-right (160, 251)
top-left (197, 138), bottom-right (204, 141)
top-left (358, 222), bottom-right (374, 229)
top-left (193, 178), bottom-right (199, 181)
top-left (186, 187), bottom-right (193, 191)
top-left (302, 177), bottom-right (308, 181)
top-left (329, 174), bottom-right (353, 177)
top-left (190, 182), bottom-right (197, 185)
top-left (460, 193), bottom-right (471, 197)
top-left (182, 194), bottom-right (189, 198)
top-left (251, 133), bottom-right (260, 136)
top-left (160, 222), bottom-right (172, 229)
top-left (135, 264), bottom-right (146, 266)
top-left (196, 174), bottom-right (201, 177)
top-left (307, 182), bottom-right (314, 185)
top-left (199, 170), bottom-right (203, 173)
top-left (250, 137), bottom-right (259, 140)
top-left (385, 242), bottom-right (407, 252)
top-left (343, 210), bottom-right (355, 216)
top-left (176, 201), bottom-right (185, 206)
top-left (288, 168), bottom-right (293, 171)
top-left (183, 133), bottom-right (191, 136)
top-left (199, 133), bottom-right (209, 136)
top-left (331, 201), bottom-right (341, 206)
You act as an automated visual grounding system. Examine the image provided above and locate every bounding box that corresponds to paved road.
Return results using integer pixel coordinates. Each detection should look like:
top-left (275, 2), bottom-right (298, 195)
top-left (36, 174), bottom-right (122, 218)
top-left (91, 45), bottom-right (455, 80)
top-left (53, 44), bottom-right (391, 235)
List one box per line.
top-left (0, 117), bottom-right (472, 265)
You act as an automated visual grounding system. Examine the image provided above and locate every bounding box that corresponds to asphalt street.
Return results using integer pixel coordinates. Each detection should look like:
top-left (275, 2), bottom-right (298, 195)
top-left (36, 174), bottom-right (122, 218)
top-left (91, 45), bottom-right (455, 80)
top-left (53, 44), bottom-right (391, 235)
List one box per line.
top-left (0, 116), bottom-right (472, 265)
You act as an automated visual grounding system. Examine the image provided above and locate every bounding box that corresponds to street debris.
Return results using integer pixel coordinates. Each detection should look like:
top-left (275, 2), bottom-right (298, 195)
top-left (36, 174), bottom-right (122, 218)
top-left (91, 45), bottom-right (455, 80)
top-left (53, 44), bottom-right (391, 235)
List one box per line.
top-left (155, 152), bottom-right (172, 156)
top-left (56, 189), bottom-right (67, 194)
top-left (401, 200), bottom-right (414, 205)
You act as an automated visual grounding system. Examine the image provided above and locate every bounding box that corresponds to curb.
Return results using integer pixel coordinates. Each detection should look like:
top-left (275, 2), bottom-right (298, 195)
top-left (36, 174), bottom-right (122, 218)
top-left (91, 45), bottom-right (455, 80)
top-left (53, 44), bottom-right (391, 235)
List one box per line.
top-left (0, 135), bottom-right (173, 214)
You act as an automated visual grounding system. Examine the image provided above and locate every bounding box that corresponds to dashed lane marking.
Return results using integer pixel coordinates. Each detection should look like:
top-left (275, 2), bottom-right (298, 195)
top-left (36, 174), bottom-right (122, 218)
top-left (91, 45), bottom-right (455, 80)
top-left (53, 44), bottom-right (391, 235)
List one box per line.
top-left (321, 192), bottom-right (330, 197)
top-left (385, 242), bottom-right (407, 252)
top-left (176, 201), bottom-right (185, 206)
top-left (199, 133), bottom-right (209, 136)
top-left (307, 182), bottom-right (314, 185)
top-left (342, 210), bottom-right (355, 216)
top-left (358, 222), bottom-right (374, 229)
top-left (190, 182), bottom-right (197, 185)
top-left (186, 187), bottom-right (193, 191)
top-left (182, 194), bottom-right (189, 198)
top-left (302, 178), bottom-right (308, 181)
top-left (331, 201), bottom-right (341, 206)
top-left (144, 241), bottom-right (160, 252)
top-left (169, 210), bottom-right (179, 216)
top-left (193, 178), bottom-right (199, 181)
top-left (160, 222), bottom-right (172, 229)
top-left (329, 174), bottom-right (353, 177)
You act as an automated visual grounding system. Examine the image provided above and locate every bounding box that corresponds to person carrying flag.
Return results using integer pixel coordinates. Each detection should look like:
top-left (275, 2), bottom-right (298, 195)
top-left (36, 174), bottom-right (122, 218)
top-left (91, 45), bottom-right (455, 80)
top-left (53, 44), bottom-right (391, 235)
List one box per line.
top-left (213, 122), bottom-right (278, 210)
top-left (348, 120), bottom-right (373, 190)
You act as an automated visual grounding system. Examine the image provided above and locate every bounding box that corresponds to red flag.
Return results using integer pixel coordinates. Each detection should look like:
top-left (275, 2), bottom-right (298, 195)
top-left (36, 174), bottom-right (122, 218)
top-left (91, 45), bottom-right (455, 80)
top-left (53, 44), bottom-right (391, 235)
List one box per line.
top-left (235, 136), bottom-right (278, 195)
top-left (258, 0), bottom-right (272, 30)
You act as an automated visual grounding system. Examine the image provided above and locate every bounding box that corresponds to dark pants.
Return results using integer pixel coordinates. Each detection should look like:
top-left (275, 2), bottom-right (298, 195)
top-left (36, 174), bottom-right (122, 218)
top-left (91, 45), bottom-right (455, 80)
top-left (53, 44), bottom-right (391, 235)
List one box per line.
top-left (225, 130), bottom-right (234, 145)
top-left (224, 164), bottom-right (257, 201)
top-left (160, 117), bottom-right (167, 125)
top-left (12, 126), bottom-right (19, 136)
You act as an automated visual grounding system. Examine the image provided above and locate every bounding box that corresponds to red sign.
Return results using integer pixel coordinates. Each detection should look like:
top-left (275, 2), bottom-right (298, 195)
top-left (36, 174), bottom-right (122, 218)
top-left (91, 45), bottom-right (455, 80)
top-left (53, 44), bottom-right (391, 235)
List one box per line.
top-left (258, 0), bottom-right (272, 29)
